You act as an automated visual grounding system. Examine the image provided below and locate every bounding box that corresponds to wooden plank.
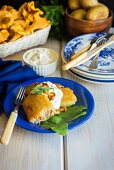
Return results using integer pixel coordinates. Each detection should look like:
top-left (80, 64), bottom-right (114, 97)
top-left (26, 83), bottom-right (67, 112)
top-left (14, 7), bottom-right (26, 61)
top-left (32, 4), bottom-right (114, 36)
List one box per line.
top-left (0, 114), bottom-right (64, 170)
top-left (64, 80), bottom-right (114, 170)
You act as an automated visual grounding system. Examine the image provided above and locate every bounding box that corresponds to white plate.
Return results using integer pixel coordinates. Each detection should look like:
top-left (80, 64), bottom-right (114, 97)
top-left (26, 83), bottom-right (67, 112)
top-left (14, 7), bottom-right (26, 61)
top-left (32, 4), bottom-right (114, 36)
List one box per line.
top-left (68, 69), bottom-right (114, 84)
top-left (71, 68), bottom-right (114, 80)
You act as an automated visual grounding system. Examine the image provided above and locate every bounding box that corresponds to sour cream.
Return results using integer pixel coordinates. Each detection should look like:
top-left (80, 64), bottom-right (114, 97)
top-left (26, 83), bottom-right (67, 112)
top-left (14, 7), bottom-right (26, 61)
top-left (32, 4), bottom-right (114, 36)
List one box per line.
top-left (24, 48), bottom-right (55, 66)
top-left (44, 81), bottom-right (63, 110)
top-left (23, 48), bottom-right (58, 76)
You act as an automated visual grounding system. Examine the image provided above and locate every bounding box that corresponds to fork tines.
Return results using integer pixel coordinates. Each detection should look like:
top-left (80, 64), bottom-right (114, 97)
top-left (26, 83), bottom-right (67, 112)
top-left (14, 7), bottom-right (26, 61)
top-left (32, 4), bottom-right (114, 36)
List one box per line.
top-left (15, 87), bottom-right (26, 104)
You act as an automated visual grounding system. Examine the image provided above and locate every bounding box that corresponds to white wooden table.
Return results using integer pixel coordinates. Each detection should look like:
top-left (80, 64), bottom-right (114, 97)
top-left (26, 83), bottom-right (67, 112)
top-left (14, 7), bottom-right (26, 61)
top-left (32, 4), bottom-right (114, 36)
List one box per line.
top-left (0, 38), bottom-right (114, 170)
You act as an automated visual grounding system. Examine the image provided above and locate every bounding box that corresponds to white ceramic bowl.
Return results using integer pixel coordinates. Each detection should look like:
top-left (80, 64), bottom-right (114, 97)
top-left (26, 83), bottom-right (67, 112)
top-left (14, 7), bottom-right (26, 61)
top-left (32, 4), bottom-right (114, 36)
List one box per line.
top-left (23, 48), bottom-right (58, 76)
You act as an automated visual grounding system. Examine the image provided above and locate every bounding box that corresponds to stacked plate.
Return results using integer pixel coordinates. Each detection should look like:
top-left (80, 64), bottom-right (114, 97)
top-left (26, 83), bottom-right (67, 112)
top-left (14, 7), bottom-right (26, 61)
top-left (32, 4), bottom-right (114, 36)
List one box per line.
top-left (62, 28), bottom-right (114, 84)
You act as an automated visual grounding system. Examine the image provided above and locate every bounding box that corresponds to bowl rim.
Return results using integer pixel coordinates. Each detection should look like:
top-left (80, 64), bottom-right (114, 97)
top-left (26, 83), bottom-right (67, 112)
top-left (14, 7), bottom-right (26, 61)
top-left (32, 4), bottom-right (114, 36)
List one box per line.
top-left (23, 47), bottom-right (58, 67)
top-left (65, 7), bottom-right (113, 23)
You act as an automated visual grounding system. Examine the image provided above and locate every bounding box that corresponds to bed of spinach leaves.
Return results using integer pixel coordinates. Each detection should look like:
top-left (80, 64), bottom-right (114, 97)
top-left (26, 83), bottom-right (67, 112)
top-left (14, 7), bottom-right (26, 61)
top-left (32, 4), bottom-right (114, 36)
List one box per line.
top-left (41, 105), bottom-right (86, 135)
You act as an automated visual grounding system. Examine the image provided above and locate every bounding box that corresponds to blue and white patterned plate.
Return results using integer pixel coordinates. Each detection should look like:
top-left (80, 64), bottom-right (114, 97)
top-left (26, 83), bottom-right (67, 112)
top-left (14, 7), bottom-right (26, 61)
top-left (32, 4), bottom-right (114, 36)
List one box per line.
top-left (64, 28), bottom-right (114, 75)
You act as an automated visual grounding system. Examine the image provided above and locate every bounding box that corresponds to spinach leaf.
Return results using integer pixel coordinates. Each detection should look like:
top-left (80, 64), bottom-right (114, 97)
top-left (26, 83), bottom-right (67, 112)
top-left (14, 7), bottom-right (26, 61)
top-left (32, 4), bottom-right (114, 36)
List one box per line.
top-left (41, 105), bottom-right (86, 135)
top-left (51, 123), bottom-right (68, 136)
top-left (30, 84), bottom-right (52, 95)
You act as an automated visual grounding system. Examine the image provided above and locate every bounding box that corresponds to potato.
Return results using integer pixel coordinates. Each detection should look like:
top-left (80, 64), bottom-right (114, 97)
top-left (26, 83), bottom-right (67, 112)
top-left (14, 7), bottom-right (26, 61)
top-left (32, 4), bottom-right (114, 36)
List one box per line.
top-left (86, 4), bottom-right (109, 20)
top-left (71, 9), bottom-right (87, 20)
top-left (68, 0), bottom-right (81, 10)
top-left (80, 0), bottom-right (99, 9)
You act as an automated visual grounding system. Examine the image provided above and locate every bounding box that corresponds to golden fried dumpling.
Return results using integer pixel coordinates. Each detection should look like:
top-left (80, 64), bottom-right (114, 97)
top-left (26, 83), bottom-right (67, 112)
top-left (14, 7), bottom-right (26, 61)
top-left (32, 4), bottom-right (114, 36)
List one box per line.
top-left (23, 94), bottom-right (55, 123)
top-left (25, 82), bottom-right (77, 108)
top-left (60, 87), bottom-right (77, 107)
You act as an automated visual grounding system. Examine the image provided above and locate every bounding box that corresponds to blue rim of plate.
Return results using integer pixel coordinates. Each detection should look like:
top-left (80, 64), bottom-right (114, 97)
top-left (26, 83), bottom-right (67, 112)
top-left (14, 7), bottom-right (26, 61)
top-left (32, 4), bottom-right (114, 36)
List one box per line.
top-left (69, 69), bottom-right (114, 83)
top-left (63, 29), bottom-right (114, 75)
top-left (3, 77), bottom-right (95, 134)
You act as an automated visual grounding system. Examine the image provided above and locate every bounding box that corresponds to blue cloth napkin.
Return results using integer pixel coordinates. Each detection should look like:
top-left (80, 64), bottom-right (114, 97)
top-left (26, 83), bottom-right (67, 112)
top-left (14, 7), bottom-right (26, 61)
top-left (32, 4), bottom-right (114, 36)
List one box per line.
top-left (0, 58), bottom-right (39, 114)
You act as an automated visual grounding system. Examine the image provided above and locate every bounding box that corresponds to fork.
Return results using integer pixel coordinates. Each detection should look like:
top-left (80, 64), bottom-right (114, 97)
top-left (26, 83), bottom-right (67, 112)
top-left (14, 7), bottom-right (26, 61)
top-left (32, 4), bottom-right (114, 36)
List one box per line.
top-left (0, 87), bottom-right (26, 145)
top-left (88, 53), bottom-right (99, 70)
top-left (88, 33), bottom-right (113, 70)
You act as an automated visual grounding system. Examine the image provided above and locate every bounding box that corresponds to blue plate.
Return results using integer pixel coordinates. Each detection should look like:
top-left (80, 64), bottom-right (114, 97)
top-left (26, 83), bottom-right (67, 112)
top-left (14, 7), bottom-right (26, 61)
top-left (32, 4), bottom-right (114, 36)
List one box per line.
top-left (3, 77), bottom-right (95, 134)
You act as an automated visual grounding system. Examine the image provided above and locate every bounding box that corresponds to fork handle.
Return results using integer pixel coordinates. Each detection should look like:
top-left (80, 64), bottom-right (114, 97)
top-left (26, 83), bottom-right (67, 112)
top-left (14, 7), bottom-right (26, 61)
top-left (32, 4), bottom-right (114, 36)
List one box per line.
top-left (0, 110), bottom-right (18, 145)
